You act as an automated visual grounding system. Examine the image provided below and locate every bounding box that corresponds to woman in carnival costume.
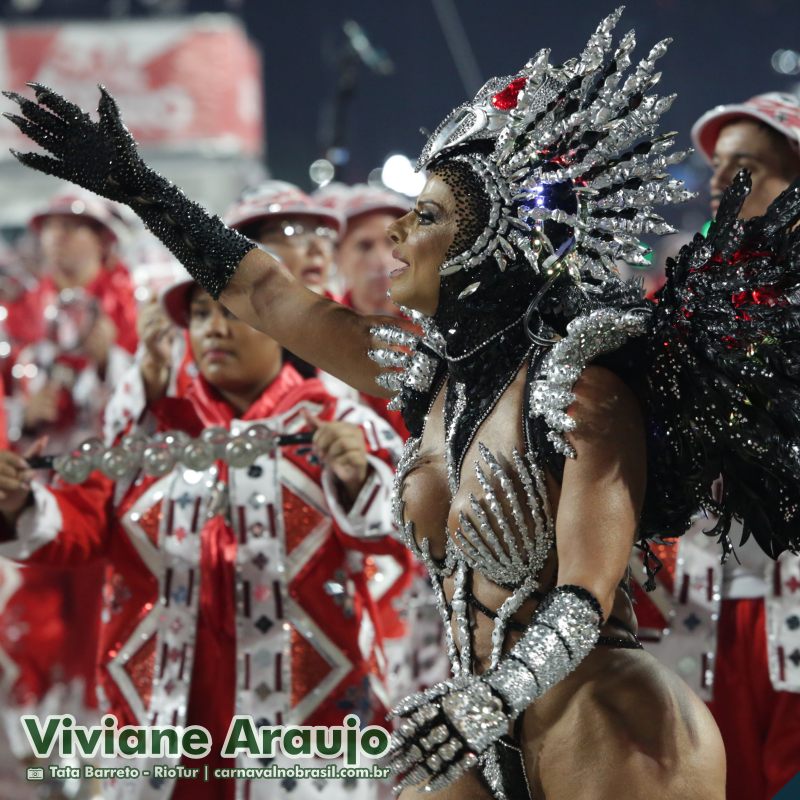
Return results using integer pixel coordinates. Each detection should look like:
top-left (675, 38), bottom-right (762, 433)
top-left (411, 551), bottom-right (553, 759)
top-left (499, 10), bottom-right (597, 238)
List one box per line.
top-left (6, 8), bottom-right (800, 798)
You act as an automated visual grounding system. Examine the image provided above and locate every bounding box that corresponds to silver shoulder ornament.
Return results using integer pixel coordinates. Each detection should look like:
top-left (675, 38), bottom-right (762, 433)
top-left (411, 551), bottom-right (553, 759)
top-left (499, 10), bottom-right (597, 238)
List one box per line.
top-left (368, 313), bottom-right (445, 411)
top-left (530, 307), bottom-right (651, 457)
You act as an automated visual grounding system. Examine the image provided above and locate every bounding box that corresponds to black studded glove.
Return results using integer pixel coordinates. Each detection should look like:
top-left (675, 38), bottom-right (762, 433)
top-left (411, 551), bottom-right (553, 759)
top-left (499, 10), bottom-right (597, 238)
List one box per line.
top-left (4, 84), bottom-right (255, 299)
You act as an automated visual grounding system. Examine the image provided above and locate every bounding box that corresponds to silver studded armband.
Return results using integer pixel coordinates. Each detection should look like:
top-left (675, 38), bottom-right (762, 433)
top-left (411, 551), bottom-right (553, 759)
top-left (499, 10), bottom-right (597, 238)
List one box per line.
top-left (387, 585), bottom-right (602, 793)
top-left (484, 584), bottom-right (603, 715)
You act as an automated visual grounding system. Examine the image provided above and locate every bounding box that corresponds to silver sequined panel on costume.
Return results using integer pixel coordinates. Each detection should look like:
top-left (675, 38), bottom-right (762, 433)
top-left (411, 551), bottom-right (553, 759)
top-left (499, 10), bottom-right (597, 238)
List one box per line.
top-left (368, 319), bottom-right (444, 411)
top-left (392, 430), bottom-right (557, 681)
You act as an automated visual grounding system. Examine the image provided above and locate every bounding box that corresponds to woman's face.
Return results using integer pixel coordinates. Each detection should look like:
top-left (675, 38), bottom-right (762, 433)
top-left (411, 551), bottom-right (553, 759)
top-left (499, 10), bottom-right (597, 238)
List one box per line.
top-left (387, 174), bottom-right (457, 315)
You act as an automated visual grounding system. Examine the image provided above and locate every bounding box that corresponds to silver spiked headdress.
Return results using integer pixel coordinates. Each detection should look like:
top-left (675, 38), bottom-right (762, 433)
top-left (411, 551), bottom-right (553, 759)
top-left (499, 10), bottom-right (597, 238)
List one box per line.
top-left (417, 7), bottom-right (693, 282)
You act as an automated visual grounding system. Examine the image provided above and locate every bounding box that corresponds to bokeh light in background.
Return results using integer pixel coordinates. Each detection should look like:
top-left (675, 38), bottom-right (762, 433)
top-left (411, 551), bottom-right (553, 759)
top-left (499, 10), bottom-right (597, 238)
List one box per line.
top-left (380, 155), bottom-right (426, 197)
top-left (309, 158), bottom-right (336, 188)
top-left (772, 49), bottom-right (800, 76)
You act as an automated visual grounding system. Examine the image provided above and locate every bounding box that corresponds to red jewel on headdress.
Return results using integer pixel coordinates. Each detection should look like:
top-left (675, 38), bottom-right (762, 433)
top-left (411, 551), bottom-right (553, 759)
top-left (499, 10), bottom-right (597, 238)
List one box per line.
top-left (491, 77), bottom-right (529, 110)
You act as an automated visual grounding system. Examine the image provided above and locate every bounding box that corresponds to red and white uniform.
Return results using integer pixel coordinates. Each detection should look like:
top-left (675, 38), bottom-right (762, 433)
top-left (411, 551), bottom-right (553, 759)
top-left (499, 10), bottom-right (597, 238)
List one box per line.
top-left (5, 261), bottom-right (138, 449)
top-left (632, 519), bottom-right (800, 799)
top-left (1, 364), bottom-right (403, 800)
top-left (0, 260), bottom-right (137, 741)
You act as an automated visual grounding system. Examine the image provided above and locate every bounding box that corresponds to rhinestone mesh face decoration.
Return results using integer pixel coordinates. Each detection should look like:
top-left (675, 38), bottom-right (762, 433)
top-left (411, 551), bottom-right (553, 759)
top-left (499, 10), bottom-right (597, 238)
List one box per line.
top-left (416, 7), bottom-right (693, 283)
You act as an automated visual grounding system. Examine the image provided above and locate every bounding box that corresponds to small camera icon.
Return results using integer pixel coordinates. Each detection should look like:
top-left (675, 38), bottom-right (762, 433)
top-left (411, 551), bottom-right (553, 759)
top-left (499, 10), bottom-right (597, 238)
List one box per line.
top-left (26, 766), bottom-right (45, 780)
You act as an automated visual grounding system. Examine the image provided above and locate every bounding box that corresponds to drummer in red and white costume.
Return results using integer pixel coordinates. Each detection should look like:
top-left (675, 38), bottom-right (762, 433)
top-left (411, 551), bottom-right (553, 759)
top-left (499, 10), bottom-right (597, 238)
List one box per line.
top-left (226, 181), bottom-right (342, 298)
top-left (314, 184), bottom-right (407, 317)
top-left (0, 277), bottom-right (404, 800)
top-left (633, 92), bottom-right (800, 800)
top-left (103, 181), bottom-right (360, 444)
top-left (0, 188), bottom-right (134, 776)
top-left (5, 187), bottom-right (136, 451)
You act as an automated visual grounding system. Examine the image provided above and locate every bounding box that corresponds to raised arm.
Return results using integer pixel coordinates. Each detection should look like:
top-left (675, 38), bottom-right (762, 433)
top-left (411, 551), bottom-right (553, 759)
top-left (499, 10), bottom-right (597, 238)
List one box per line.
top-left (3, 84), bottom-right (399, 397)
top-left (552, 364), bottom-right (646, 617)
top-left (223, 248), bottom-right (393, 394)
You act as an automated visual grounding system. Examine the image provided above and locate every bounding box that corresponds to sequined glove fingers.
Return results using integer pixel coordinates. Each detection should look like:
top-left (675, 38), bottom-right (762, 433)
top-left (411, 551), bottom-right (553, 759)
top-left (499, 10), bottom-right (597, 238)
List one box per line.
top-left (4, 83), bottom-right (145, 201)
top-left (387, 676), bottom-right (504, 794)
top-left (5, 85), bottom-right (255, 299)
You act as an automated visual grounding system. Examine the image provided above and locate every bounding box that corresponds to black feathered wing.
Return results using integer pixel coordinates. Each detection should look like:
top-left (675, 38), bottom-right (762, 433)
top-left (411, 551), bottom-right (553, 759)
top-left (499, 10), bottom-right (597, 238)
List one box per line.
top-left (642, 171), bottom-right (800, 558)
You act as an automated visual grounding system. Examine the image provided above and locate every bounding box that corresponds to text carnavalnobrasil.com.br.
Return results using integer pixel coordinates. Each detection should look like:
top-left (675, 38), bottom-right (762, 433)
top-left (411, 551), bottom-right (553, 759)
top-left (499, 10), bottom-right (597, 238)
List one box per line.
top-left (43, 763), bottom-right (393, 782)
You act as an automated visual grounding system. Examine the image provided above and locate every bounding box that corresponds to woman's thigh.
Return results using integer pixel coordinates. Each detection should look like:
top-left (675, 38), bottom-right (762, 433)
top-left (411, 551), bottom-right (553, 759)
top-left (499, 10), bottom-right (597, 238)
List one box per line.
top-left (526, 650), bottom-right (725, 800)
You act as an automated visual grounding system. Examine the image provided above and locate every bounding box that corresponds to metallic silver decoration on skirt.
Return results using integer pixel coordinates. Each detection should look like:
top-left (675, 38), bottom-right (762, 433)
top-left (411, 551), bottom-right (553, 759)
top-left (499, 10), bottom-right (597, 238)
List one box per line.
top-left (529, 307), bottom-right (650, 457)
top-left (415, 7), bottom-right (692, 284)
top-left (479, 748), bottom-right (508, 800)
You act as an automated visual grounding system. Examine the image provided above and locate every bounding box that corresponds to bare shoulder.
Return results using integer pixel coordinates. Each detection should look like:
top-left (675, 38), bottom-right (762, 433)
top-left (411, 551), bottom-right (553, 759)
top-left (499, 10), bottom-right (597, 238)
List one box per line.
top-left (567, 364), bottom-right (643, 446)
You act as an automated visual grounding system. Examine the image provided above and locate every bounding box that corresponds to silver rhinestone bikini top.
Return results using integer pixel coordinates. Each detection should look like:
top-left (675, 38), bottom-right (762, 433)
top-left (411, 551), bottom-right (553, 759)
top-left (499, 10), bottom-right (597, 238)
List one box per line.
top-left (393, 433), bottom-right (555, 590)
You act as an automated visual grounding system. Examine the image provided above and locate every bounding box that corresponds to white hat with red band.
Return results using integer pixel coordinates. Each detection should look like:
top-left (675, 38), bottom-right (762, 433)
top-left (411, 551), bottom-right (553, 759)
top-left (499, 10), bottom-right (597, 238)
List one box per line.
top-left (160, 276), bottom-right (195, 329)
top-left (314, 183), bottom-right (409, 233)
top-left (691, 92), bottom-right (800, 164)
top-left (29, 187), bottom-right (127, 243)
top-left (224, 180), bottom-right (343, 235)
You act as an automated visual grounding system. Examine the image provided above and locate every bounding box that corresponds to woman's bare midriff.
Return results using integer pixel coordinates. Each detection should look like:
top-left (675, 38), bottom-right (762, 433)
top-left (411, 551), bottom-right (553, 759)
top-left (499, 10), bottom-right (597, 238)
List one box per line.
top-left (398, 366), bottom-right (726, 799)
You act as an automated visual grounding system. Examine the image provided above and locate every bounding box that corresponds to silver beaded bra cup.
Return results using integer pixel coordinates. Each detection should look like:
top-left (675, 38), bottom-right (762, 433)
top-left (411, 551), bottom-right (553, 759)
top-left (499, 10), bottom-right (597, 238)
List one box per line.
top-left (394, 430), bottom-right (556, 669)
